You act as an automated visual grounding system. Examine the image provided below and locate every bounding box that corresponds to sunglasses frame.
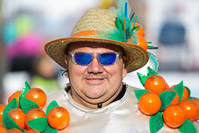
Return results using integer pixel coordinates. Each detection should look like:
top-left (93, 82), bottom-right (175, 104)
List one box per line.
top-left (68, 52), bottom-right (122, 66)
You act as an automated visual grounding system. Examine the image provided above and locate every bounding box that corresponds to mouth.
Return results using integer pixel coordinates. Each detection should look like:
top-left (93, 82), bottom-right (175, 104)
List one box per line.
top-left (86, 77), bottom-right (105, 80)
top-left (84, 76), bottom-right (106, 85)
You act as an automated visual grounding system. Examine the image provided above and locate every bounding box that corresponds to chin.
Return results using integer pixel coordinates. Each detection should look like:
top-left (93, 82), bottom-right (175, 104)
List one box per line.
top-left (84, 88), bottom-right (106, 100)
top-left (85, 96), bottom-right (105, 105)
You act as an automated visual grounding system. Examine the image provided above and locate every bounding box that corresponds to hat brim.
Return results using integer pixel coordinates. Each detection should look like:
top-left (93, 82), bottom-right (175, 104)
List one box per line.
top-left (45, 37), bottom-right (149, 73)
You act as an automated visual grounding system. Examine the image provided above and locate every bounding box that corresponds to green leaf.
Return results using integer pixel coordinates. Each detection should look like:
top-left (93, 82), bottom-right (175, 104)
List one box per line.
top-left (173, 81), bottom-right (184, 102)
top-left (189, 96), bottom-right (197, 100)
top-left (149, 112), bottom-right (164, 133)
top-left (21, 81), bottom-right (31, 97)
top-left (147, 67), bottom-right (158, 77)
top-left (2, 98), bottom-right (24, 131)
top-left (27, 117), bottom-right (48, 132)
top-left (19, 81), bottom-right (31, 108)
top-left (137, 72), bottom-right (147, 86)
top-left (43, 125), bottom-right (58, 133)
top-left (46, 100), bottom-right (59, 116)
top-left (159, 91), bottom-right (176, 111)
top-left (20, 97), bottom-right (39, 113)
top-left (178, 119), bottom-right (197, 133)
top-left (25, 81), bottom-right (31, 90)
top-left (134, 89), bottom-right (150, 100)
top-left (18, 96), bottom-right (23, 109)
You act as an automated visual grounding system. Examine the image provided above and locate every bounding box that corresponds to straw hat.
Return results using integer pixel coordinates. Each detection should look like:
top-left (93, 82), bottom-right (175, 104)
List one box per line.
top-left (45, 8), bottom-right (149, 73)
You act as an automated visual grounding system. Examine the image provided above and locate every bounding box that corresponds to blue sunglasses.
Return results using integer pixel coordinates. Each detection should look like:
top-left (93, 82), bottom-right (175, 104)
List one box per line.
top-left (68, 52), bottom-right (122, 66)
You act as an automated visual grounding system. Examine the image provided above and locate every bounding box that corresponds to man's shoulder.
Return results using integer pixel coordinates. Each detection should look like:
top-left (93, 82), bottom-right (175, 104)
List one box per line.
top-left (126, 84), bottom-right (142, 90)
top-left (126, 84), bottom-right (143, 95)
top-left (47, 89), bottom-right (65, 99)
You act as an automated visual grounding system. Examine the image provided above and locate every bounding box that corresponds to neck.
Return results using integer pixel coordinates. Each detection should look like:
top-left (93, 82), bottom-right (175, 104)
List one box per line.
top-left (70, 84), bottom-right (124, 109)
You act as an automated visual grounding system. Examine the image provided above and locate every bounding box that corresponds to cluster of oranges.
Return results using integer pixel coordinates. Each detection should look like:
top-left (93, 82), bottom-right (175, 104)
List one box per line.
top-left (138, 74), bottom-right (199, 129)
top-left (0, 82), bottom-right (70, 133)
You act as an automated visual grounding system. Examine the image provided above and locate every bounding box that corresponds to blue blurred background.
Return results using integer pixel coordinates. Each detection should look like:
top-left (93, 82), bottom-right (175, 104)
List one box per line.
top-left (0, 0), bottom-right (199, 104)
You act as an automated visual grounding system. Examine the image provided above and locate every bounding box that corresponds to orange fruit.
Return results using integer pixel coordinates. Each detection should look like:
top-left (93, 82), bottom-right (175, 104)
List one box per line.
top-left (178, 99), bottom-right (199, 121)
top-left (0, 122), bottom-right (7, 132)
top-left (8, 108), bottom-right (26, 129)
top-left (24, 129), bottom-right (40, 133)
top-left (25, 108), bottom-right (46, 129)
top-left (48, 107), bottom-right (70, 130)
top-left (171, 85), bottom-right (189, 101)
top-left (131, 23), bottom-right (145, 37)
top-left (165, 82), bottom-right (169, 88)
top-left (144, 75), bottom-right (167, 95)
top-left (181, 87), bottom-right (190, 101)
top-left (163, 88), bottom-right (179, 106)
top-left (163, 105), bottom-right (186, 128)
top-left (191, 98), bottom-right (199, 121)
top-left (25, 88), bottom-right (47, 108)
top-left (0, 104), bottom-right (6, 122)
top-left (138, 92), bottom-right (161, 115)
top-left (8, 91), bottom-right (22, 107)
top-left (6, 128), bottom-right (23, 133)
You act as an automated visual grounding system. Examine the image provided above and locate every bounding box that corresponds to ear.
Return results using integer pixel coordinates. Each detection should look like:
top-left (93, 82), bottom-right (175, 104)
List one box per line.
top-left (122, 56), bottom-right (127, 78)
top-left (64, 55), bottom-right (69, 78)
top-left (122, 67), bottom-right (127, 78)
top-left (64, 55), bottom-right (68, 64)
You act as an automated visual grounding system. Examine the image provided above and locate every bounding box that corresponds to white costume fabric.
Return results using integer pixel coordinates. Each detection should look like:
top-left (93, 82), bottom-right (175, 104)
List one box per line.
top-left (45, 84), bottom-right (199, 133)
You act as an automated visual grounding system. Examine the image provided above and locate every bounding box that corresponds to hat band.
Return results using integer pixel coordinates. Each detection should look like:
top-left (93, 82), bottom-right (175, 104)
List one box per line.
top-left (71, 30), bottom-right (137, 48)
top-left (72, 30), bottom-right (99, 37)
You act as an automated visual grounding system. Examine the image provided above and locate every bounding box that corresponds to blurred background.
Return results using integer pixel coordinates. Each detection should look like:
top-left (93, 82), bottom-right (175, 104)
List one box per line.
top-left (0, 0), bottom-right (199, 104)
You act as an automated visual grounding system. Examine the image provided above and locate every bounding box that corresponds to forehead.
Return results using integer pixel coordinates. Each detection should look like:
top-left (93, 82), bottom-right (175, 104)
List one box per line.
top-left (67, 41), bottom-right (123, 53)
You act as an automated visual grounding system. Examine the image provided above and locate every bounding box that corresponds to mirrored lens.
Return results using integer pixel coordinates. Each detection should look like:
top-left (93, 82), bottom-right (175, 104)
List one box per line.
top-left (74, 53), bottom-right (92, 65)
top-left (99, 53), bottom-right (116, 65)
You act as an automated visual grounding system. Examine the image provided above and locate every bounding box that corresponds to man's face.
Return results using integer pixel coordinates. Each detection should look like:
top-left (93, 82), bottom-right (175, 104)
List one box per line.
top-left (65, 42), bottom-right (127, 107)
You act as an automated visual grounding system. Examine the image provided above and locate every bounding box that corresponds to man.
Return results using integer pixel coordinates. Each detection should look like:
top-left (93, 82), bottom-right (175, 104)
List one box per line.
top-left (44, 2), bottom-right (199, 133)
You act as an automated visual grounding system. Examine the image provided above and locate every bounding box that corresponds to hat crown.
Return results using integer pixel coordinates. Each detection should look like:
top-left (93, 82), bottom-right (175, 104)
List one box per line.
top-left (71, 8), bottom-right (117, 37)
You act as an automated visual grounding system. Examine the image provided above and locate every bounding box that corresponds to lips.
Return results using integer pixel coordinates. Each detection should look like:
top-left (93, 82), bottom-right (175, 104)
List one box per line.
top-left (83, 74), bottom-right (108, 80)
top-left (86, 77), bottom-right (104, 80)
top-left (84, 74), bottom-right (107, 85)
top-left (85, 79), bottom-right (104, 86)
top-left (85, 77), bottom-right (105, 82)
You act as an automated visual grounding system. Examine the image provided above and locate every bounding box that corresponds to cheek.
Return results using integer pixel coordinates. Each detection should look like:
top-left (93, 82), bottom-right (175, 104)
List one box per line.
top-left (104, 60), bottom-right (125, 76)
top-left (103, 66), bottom-right (118, 75)
top-left (103, 65), bottom-right (124, 80)
top-left (68, 63), bottom-right (87, 79)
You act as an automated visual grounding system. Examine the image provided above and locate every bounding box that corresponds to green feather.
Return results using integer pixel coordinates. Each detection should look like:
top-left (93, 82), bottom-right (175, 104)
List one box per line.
top-left (111, 0), bottom-right (131, 20)
top-left (115, 17), bottom-right (123, 31)
top-left (111, 0), bottom-right (132, 41)
top-left (131, 16), bottom-right (140, 34)
top-left (130, 12), bottom-right (135, 23)
top-left (148, 52), bottom-right (159, 72)
top-left (97, 28), bottom-right (125, 42)
top-left (97, 0), bottom-right (141, 44)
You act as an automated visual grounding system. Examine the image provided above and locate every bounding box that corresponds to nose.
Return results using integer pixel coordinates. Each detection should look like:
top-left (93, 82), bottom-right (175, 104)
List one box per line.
top-left (87, 58), bottom-right (103, 73)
